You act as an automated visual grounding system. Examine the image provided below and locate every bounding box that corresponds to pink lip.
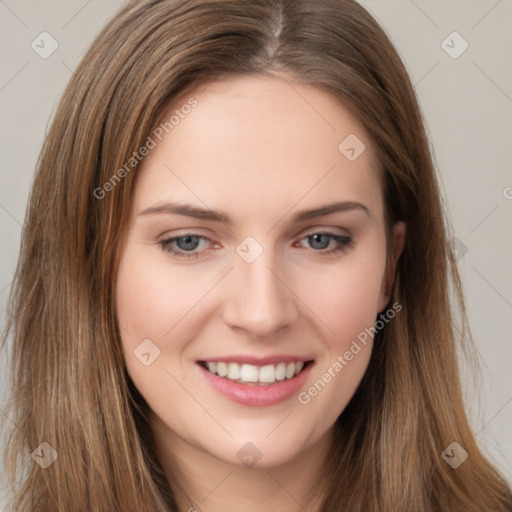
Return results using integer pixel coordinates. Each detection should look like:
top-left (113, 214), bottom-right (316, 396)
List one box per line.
top-left (196, 360), bottom-right (314, 407)
top-left (197, 354), bottom-right (311, 366)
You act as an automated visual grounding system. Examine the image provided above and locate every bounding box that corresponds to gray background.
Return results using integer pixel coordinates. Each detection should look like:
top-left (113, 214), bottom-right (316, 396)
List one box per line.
top-left (1, 0), bottom-right (511, 507)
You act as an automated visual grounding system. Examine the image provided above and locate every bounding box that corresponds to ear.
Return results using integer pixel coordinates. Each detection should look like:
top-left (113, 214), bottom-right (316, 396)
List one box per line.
top-left (377, 221), bottom-right (406, 312)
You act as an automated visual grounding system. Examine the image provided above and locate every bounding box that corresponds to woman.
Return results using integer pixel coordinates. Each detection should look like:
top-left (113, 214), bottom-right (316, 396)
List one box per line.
top-left (2, 0), bottom-right (511, 510)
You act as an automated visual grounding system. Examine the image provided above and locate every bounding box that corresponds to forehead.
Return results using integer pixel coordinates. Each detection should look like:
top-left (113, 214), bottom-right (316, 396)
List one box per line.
top-left (134, 75), bottom-right (383, 224)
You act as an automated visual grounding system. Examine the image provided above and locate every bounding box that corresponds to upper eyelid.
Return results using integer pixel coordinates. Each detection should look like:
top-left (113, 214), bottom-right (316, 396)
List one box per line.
top-left (162, 229), bottom-right (349, 243)
top-left (161, 225), bottom-right (351, 241)
top-left (162, 229), bottom-right (351, 252)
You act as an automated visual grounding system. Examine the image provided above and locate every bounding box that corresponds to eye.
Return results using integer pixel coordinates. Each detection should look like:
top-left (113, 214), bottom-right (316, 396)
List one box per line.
top-left (295, 231), bottom-right (354, 255)
top-left (158, 230), bottom-right (354, 260)
top-left (158, 234), bottom-right (212, 260)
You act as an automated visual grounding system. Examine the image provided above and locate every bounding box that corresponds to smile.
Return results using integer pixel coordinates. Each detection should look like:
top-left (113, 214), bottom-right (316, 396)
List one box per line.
top-left (199, 360), bottom-right (310, 385)
top-left (196, 358), bottom-right (315, 406)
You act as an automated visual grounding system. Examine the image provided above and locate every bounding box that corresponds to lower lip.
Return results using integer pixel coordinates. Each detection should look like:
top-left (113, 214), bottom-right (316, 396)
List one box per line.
top-left (197, 362), bottom-right (314, 407)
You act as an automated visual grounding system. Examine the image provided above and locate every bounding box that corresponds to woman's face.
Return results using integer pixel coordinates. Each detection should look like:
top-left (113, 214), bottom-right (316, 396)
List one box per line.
top-left (115, 75), bottom-right (405, 469)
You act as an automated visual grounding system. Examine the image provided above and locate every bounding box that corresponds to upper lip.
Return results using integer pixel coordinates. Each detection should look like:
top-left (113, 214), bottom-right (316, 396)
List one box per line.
top-left (197, 355), bottom-right (314, 366)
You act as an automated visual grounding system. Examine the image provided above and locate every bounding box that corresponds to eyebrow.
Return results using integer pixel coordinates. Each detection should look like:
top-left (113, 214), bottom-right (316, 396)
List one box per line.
top-left (139, 200), bottom-right (371, 224)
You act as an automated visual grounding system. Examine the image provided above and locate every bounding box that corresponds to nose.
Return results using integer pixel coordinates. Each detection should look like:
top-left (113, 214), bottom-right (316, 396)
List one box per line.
top-left (222, 247), bottom-right (299, 340)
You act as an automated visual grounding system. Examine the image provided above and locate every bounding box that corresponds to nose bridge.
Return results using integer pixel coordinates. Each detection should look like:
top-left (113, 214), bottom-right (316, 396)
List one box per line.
top-left (222, 237), bottom-right (298, 338)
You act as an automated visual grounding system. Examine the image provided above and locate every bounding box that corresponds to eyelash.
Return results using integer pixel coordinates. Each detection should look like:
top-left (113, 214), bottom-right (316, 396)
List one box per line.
top-left (158, 231), bottom-right (354, 260)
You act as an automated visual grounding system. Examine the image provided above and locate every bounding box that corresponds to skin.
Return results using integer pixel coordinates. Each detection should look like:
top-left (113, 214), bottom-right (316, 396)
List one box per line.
top-left (115, 74), bottom-right (406, 512)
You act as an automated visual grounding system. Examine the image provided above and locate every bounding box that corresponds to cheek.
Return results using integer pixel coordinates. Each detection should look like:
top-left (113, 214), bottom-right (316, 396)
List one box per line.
top-left (293, 251), bottom-right (386, 344)
top-left (291, 249), bottom-right (385, 417)
top-left (115, 246), bottom-right (214, 343)
top-left (115, 248), bottom-right (205, 407)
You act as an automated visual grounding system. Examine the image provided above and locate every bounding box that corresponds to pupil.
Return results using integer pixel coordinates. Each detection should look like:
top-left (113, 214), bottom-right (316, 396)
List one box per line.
top-left (311, 234), bottom-right (329, 249)
top-left (177, 236), bottom-right (199, 251)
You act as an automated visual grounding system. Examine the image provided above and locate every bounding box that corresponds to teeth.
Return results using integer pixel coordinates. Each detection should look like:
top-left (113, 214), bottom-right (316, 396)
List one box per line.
top-left (259, 364), bottom-right (275, 383)
top-left (202, 360), bottom-right (307, 384)
top-left (275, 362), bottom-right (286, 381)
top-left (240, 364), bottom-right (259, 382)
top-left (227, 362), bottom-right (241, 380)
top-left (216, 362), bottom-right (227, 377)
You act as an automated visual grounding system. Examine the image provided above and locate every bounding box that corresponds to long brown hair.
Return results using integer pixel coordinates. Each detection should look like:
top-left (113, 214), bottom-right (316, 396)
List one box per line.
top-left (2, 0), bottom-right (511, 510)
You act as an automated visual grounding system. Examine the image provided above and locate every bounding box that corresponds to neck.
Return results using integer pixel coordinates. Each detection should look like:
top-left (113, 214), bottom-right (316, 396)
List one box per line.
top-left (150, 414), bottom-right (334, 512)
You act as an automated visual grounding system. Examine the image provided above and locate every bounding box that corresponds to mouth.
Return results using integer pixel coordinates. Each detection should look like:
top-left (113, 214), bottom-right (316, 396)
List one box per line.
top-left (196, 357), bottom-right (315, 406)
top-left (198, 360), bottom-right (313, 386)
